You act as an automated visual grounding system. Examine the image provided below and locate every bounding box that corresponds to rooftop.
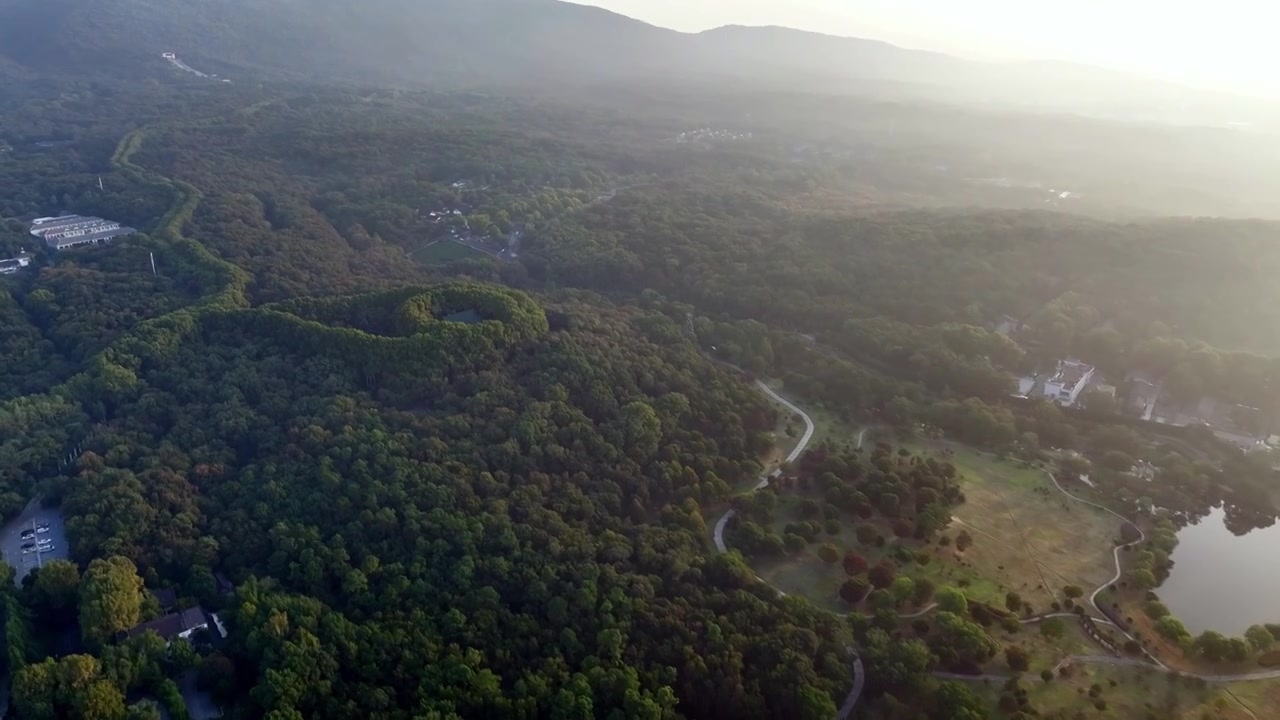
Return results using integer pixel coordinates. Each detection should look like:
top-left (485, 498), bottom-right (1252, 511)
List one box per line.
top-left (126, 606), bottom-right (207, 640)
top-left (1050, 360), bottom-right (1094, 387)
top-left (30, 214), bottom-right (104, 232)
top-left (47, 227), bottom-right (135, 249)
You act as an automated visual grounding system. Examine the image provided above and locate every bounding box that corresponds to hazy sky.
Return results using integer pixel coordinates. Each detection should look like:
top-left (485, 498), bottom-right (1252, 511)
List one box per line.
top-left (570, 0), bottom-right (1276, 97)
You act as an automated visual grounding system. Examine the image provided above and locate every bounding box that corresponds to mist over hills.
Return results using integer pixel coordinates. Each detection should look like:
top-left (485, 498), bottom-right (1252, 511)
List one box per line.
top-left (0, 0), bottom-right (1269, 124)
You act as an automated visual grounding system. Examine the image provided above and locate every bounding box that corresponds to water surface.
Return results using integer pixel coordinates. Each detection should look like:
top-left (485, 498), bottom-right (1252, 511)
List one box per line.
top-left (1158, 506), bottom-right (1280, 635)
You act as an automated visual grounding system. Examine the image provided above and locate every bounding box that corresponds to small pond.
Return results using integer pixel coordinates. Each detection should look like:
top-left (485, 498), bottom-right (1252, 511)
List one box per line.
top-left (1157, 506), bottom-right (1280, 635)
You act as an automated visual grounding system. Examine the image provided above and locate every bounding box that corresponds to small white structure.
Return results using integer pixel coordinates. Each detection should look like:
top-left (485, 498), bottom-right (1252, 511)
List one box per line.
top-left (1042, 359), bottom-right (1095, 407)
top-left (161, 52), bottom-right (177, 60)
top-left (0, 252), bottom-right (32, 275)
top-left (210, 611), bottom-right (229, 639)
top-left (1015, 376), bottom-right (1037, 397)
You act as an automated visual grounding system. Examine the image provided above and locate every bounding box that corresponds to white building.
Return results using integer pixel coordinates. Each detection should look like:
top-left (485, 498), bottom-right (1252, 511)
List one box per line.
top-left (30, 214), bottom-right (135, 251)
top-left (0, 253), bottom-right (32, 275)
top-left (1042, 359), bottom-right (1096, 407)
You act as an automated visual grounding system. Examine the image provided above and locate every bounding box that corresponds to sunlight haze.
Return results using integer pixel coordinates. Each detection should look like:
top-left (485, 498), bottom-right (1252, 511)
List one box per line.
top-left (571, 0), bottom-right (1279, 97)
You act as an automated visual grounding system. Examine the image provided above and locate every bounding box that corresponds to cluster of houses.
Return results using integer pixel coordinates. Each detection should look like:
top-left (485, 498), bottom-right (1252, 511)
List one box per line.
top-left (673, 128), bottom-right (753, 145)
top-left (1015, 358), bottom-right (1272, 452)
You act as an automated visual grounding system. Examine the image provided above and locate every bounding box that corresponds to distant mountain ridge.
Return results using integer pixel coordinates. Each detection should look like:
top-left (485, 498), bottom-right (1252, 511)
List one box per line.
top-left (0, 0), bottom-right (1268, 123)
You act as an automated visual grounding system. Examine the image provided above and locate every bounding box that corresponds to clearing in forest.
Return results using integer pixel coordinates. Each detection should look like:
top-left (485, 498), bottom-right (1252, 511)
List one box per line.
top-left (907, 438), bottom-right (1119, 614)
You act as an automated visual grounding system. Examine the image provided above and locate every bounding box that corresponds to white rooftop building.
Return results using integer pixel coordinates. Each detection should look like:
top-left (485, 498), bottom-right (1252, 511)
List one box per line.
top-left (1042, 359), bottom-right (1096, 407)
top-left (30, 214), bottom-right (135, 251)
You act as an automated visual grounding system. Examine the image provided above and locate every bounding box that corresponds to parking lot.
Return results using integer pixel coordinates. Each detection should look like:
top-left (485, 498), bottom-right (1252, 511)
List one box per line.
top-left (0, 505), bottom-right (68, 584)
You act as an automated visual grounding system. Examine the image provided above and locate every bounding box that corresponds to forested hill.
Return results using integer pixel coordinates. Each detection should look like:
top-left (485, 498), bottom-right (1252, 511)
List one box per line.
top-left (4, 280), bottom-right (861, 717)
top-left (0, 0), bottom-right (1264, 123)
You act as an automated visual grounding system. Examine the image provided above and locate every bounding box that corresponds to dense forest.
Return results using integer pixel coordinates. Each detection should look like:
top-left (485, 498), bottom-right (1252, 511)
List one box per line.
top-left (2, 43), bottom-right (1280, 719)
top-left (5, 282), bottom-right (862, 718)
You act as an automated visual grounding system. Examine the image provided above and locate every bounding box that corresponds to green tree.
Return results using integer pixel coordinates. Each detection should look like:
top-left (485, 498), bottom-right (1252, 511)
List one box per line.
top-left (840, 578), bottom-right (869, 605)
top-left (1128, 568), bottom-right (1157, 590)
top-left (127, 700), bottom-right (163, 720)
top-left (862, 629), bottom-right (934, 692)
top-left (1005, 645), bottom-right (1030, 672)
top-left (931, 681), bottom-right (986, 720)
top-left (1247, 625), bottom-right (1275, 653)
top-left (935, 587), bottom-right (968, 616)
top-left (1040, 617), bottom-right (1067, 640)
top-left (792, 685), bottom-right (837, 720)
top-left (79, 556), bottom-right (145, 646)
top-left (1225, 637), bottom-right (1252, 663)
top-left (1156, 616), bottom-right (1191, 645)
top-left (817, 543), bottom-right (839, 563)
top-left (33, 560), bottom-right (81, 613)
top-left (929, 612), bottom-right (998, 667)
top-left (912, 578), bottom-right (936, 606)
top-left (13, 659), bottom-right (57, 720)
top-left (890, 577), bottom-right (915, 606)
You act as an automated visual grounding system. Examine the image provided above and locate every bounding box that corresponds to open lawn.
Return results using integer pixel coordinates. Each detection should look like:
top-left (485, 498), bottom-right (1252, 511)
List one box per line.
top-left (998, 661), bottom-right (1259, 717)
top-left (984, 617), bottom-right (1098, 676)
top-left (747, 434), bottom-right (1123, 620)
top-left (805, 405), bottom-right (866, 452)
top-left (976, 664), bottom-right (1260, 719)
top-left (411, 239), bottom-right (485, 264)
top-left (1224, 677), bottom-right (1280, 718)
top-left (905, 437), bottom-right (1121, 614)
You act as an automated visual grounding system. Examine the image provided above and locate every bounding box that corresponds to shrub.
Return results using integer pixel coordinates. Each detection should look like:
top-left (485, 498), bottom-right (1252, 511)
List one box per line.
top-left (1040, 669), bottom-right (1054, 683)
top-left (868, 562), bottom-right (896, 589)
top-left (1257, 650), bottom-right (1280, 667)
top-left (1005, 645), bottom-right (1030, 672)
top-left (840, 578), bottom-right (870, 605)
top-left (842, 552), bottom-right (869, 576)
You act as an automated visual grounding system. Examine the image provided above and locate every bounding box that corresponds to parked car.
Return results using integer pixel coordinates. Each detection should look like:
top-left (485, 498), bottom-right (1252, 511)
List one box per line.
top-left (20, 542), bottom-right (33, 550)
top-left (21, 548), bottom-right (33, 555)
top-left (36, 538), bottom-right (52, 547)
top-left (20, 529), bottom-right (34, 538)
top-left (37, 545), bottom-right (55, 553)
top-left (35, 525), bottom-right (50, 534)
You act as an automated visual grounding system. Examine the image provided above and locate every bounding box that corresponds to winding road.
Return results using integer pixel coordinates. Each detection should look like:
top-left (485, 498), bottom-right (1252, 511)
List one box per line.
top-left (713, 380), bottom-right (874, 718)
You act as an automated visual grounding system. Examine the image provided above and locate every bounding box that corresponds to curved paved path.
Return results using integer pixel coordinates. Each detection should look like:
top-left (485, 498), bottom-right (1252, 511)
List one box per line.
top-left (756, 380), bottom-right (816, 471)
top-left (1035, 467), bottom-right (1166, 668)
top-left (713, 382), bottom-right (864, 717)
